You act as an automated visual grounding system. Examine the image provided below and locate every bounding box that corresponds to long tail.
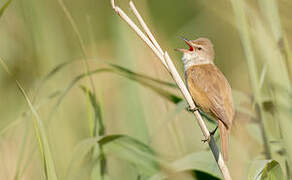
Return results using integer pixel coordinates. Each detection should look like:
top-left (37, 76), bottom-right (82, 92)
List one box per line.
top-left (218, 121), bottom-right (229, 162)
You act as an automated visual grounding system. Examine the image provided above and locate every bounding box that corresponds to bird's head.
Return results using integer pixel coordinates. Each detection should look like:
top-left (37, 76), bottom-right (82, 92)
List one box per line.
top-left (176, 37), bottom-right (215, 69)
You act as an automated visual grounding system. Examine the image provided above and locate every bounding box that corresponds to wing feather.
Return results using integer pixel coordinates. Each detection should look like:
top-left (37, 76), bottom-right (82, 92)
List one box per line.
top-left (186, 64), bottom-right (234, 128)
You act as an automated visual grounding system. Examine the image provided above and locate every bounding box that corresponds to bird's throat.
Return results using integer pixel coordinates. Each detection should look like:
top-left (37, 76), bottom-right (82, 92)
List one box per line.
top-left (182, 53), bottom-right (213, 71)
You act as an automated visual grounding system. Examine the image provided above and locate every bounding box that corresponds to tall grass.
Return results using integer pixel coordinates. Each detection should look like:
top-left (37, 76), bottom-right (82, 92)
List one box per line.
top-left (230, 0), bottom-right (292, 178)
top-left (0, 57), bottom-right (58, 180)
top-left (0, 0), bottom-right (292, 179)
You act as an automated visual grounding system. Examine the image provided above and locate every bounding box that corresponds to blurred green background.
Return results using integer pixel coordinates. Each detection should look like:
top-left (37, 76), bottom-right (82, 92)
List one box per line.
top-left (0, 0), bottom-right (292, 179)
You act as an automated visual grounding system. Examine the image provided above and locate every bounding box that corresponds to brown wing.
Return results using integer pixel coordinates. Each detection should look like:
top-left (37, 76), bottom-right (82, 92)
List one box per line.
top-left (186, 64), bottom-right (234, 128)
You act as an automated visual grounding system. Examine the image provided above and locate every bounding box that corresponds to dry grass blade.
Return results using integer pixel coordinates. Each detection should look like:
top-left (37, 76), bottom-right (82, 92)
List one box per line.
top-left (111, 0), bottom-right (231, 179)
top-left (110, 0), bottom-right (167, 68)
top-left (129, 1), bottom-right (164, 55)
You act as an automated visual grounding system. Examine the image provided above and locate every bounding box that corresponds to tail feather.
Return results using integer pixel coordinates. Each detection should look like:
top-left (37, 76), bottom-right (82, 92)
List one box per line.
top-left (218, 121), bottom-right (229, 162)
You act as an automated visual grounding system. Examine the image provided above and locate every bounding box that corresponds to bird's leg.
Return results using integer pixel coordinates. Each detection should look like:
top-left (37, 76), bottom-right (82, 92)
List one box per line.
top-left (201, 126), bottom-right (218, 143)
top-left (186, 106), bottom-right (199, 112)
top-left (210, 126), bottom-right (218, 135)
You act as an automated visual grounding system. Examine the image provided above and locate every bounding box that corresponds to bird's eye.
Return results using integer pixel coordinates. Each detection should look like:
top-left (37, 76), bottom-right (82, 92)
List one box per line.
top-left (198, 47), bottom-right (202, 50)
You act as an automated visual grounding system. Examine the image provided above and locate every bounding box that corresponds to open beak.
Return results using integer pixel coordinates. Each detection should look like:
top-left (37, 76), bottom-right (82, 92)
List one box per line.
top-left (180, 36), bottom-right (189, 42)
top-left (175, 36), bottom-right (193, 53)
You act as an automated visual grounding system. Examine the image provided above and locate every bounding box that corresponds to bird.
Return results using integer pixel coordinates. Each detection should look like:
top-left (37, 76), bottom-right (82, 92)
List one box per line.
top-left (176, 37), bottom-right (234, 161)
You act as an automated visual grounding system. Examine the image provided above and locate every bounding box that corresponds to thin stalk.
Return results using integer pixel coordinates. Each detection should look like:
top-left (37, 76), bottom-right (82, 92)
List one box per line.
top-left (56, 1), bottom-right (108, 178)
top-left (57, 0), bottom-right (96, 93)
top-left (257, 0), bottom-right (292, 176)
top-left (130, 0), bottom-right (185, 155)
top-left (230, 0), bottom-right (272, 159)
top-left (255, 105), bottom-right (271, 159)
top-left (258, 0), bottom-right (292, 81)
top-left (111, 1), bottom-right (232, 179)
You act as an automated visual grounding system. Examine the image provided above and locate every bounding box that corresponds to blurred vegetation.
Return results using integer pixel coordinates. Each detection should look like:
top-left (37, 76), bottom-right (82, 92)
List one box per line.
top-left (0, 0), bottom-right (292, 179)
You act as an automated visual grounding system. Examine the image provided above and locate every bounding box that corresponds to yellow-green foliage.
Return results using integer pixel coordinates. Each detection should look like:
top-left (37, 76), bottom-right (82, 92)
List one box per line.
top-left (0, 0), bottom-right (291, 179)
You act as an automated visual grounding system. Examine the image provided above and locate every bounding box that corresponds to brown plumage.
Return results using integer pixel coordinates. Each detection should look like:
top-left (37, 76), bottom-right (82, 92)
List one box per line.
top-left (176, 37), bottom-right (234, 161)
top-left (186, 64), bottom-right (234, 161)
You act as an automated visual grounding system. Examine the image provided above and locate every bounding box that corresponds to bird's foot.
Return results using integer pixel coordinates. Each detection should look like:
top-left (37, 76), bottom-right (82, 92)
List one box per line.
top-left (186, 106), bottom-right (199, 112)
top-left (210, 126), bottom-right (218, 135)
top-left (201, 126), bottom-right (218, 143)
top-left (201, 138), bottom-right (209, 143)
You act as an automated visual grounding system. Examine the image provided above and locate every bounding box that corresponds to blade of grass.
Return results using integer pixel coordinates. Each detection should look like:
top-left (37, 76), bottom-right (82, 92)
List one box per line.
top-left (149, 151), bottom-right (222, 180)
top-left (13, 92), bottom-right (62, 179)
top-left (231, 1), bottom-right (292, 178)
top-left (34, 60), bottom-right (76, 97)
top-left (65, 137), bottom-right (98, 180)
top-left (66, 135), bottom-right (163, 179)
top-left (0, 57), bottom-right (58, 180)
top-left (230, 0), bottom-right (272, 160)
top-left (0, 90), bottom-right (61, 137)
top-left (36, 59), bottom-right (177, 104)
top-left (35, 59), bottom-right (180, 180)
top-left (56, 3), bottom-right (98, 168)
top-left (255, 0), bottom-right (292, 176)
top-left (56, 0), bottom-right (95, 93)
top-left (258, 0), bottom-right (292, 80)
top-left (80, 86), bottom-right (105, 137)
top-left (32, 59), bottom-right (179, 121)
top-left (54, 68), bottom-right (112, 108)
top-left (80, 85), bottom-right (106, 180)
top-left (149, 101), bottom-right (187, 144)
top-left (52, 67), bottom-right (181, 114)
top-left (42, 60), bottom-right (255, 123)
top-left (248, 160), bottom-right (283, 180)
top-left (101, 135), bottom-right (161, 176)
top-left (108, 63), bottom-right (176, 88)
top-left (13, 118), bottom-right (30, 180)
top-left (0, 0), bottom-right (12, 17)
top-left (48, 61), bottom-right (255, 129)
